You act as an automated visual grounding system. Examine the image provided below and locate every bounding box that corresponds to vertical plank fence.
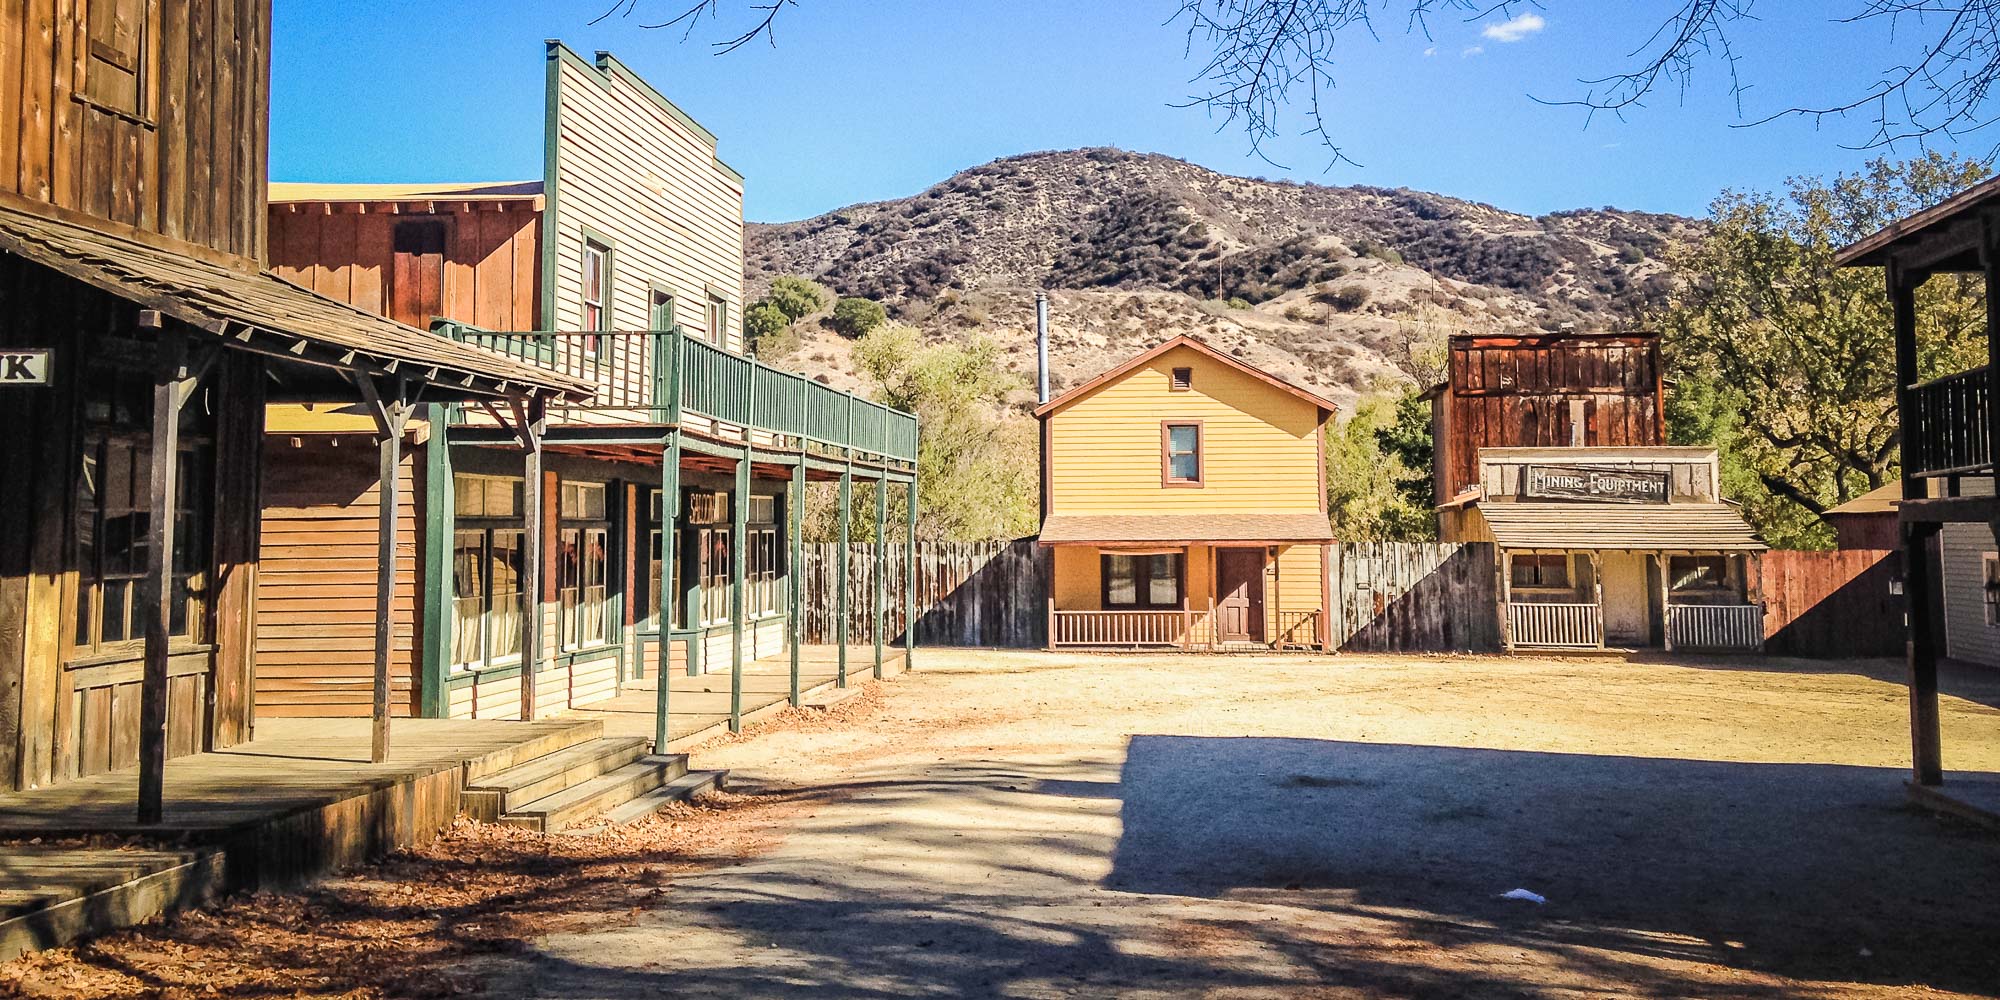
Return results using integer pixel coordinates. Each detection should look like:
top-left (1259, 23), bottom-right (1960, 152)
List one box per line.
top-left (800, 539), bottom-right (1050, 648)
top-left (1759, 549), bottom-right (1904, 658)
top-left (1330, 542), bottom-right (1500, 652)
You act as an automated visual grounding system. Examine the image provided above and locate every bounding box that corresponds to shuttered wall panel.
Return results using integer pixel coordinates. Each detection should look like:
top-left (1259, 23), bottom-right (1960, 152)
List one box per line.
top-left (548, 47), bottom-right (744, 350)
top-left (256, 437), bottom-right (422, 717)
top-left (265, 205), bottom-right (540, 330)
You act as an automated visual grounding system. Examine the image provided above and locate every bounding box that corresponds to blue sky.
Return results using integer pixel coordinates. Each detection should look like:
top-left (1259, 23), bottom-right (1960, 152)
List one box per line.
top-left (272, 2), bottom-right (1970, 223)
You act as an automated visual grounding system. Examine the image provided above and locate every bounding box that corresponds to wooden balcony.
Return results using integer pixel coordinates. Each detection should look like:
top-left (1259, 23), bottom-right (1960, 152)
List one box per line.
top-left (1905, 365), bottom-right (1993, 477)
top-left (438, 323), bottom-right (919, 465)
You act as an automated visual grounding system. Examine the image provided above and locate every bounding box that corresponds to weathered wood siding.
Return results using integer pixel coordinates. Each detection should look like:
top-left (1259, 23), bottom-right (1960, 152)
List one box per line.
top-left (546, 43), bottom-right (744, 350)
top-left (266, 203), bottom-right (540, 330)
top-left (1758, 549), bottom-right (1904, 659)
top-left (800, 540), bottom-right (1051, 648)
top-left (1433, 332), bottom-right (1664, 502)
top-left (0, 0), bottom-right (269, 261)
top-left (255, 436), bottom-right (422, 718)
top-left (1471, 447), bottom-right (1721, 503)
top-left (1329, 542), bottom-right (1500, 652)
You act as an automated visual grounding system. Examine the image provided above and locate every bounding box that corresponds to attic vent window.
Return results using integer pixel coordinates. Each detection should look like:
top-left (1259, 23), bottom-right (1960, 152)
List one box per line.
top-left (1170, 367), bottom-right (1193, 391)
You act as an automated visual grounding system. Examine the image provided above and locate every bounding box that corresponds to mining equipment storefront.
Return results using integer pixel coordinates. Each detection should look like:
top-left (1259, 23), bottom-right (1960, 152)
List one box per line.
top-left (1446, 462), bottom-right (1767, 651)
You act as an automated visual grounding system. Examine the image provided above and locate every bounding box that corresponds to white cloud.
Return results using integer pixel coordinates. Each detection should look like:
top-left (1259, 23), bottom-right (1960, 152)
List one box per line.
top-left (1422, 45), bottom-right (1437, 57)
top-left (1482, 12), bottom-right (1546, 43)
top-left (1460, 45), bottom-right (1484, 58)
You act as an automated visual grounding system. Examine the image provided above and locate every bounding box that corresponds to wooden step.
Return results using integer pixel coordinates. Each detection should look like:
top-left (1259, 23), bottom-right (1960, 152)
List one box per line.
top-left (460, 719), bottom-right (608, 783)
top-left (568, 770), bottom-right (730, 834)
top-left (461, 736), bottom-right (652, 822)
top-left (498, 755), bottom-right (691, 832)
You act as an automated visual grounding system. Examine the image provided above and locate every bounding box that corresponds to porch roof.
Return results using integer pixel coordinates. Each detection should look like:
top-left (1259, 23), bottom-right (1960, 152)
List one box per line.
top-left (0, 204), bottom-right (593, 402)
top-left (1477, 501), bottom-right (1765, 551)
top-left (1037, 512), bottom-right (1335, 546)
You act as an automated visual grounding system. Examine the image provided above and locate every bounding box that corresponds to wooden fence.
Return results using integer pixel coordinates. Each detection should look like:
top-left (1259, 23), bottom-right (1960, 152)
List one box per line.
top-left (798, 539), bottom-right (1050, 648)
top-left (1329, 542), bottom-right (1501, 651)
top-left (1759, 549), bottom-right (1904, 658)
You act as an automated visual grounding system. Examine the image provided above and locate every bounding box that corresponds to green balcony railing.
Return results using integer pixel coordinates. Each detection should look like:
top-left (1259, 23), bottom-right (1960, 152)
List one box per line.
top-left (438, 321), bottom-right (919, 464)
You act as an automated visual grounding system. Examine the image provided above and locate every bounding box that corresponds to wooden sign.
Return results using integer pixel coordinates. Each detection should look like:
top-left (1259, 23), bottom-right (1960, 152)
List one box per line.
top-left (0, 349), bottom-right (50, 386)
top-left (1524, 465), bottom-right (1669, 504)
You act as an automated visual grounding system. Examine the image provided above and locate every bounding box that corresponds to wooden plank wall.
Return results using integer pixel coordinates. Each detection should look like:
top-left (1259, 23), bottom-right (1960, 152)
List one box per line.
top-left (265, 204), bottom-right (540, 330)
top-left (1759, 549), bottom-right (1905, 659)
top-left (0, 0), bottom-right (269, 262)
top-left (1329, 542), bottom-right (1500, 652)
top-left (799, 540), bottom-right (1051, 649)
top-left (1437, 333), bottom-right (1665, 501)
top-left (255, 436), bottom-right (421, 717)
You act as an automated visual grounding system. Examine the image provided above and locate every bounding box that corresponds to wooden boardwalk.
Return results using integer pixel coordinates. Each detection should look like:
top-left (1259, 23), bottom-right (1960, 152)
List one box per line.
top-left (567, 645), bottom-right (907, 749)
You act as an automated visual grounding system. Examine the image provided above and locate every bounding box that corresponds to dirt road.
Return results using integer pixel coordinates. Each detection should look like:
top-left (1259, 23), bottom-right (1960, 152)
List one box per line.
top-left (513, 650), bottom-right (2000, 999)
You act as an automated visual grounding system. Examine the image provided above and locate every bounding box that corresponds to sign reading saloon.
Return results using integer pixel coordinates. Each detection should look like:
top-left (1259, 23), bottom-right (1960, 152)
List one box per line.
top-left (0, 349), bottom-right (51, 386)
top-left (1524, 465), bottom-right (1669, 504)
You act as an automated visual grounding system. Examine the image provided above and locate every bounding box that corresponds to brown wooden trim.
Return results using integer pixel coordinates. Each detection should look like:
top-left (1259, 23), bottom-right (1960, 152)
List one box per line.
top-left (1034, 334), bottom-right (1340, 418)
top-left (1316, 414), bottom-right (1327, 513)
top-left (1160, 419), bottom-right (1204, 488)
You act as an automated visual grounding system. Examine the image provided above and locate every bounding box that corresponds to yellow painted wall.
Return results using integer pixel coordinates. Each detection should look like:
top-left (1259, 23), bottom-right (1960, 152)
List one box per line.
top-left (1045, 345), bottom-right (1325, 514)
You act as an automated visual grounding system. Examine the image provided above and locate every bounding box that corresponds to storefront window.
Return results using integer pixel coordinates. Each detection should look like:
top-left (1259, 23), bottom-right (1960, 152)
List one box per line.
top-left (1510, 553), bottom-right (1570, 590)
top-left (1102, 553), bottom-right (1181, 609)
top-left (559, 482), bottom-right (610, 650)
top-left (450, 474), bottom-right (523, 672)
top-left (1669, 555), bottom-right (1731, 591)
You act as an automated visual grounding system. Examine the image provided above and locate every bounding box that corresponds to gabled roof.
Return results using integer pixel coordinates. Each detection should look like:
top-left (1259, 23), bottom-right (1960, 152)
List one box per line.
top-left (1824, 483), bottom-right (1901, 517)
top-left (1033, 335), bottom-right (1338, 419)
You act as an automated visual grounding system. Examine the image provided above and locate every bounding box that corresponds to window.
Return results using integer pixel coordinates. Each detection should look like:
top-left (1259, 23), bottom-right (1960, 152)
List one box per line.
top-left (1669, 555), bottom-right (1731, 591)
top-left (705, 294), bottom-right (726, 346)
top-left (1511, 553), bottom-right (1571, 590)
top-left (1986, 554), bottom-right (2000, 627)
top-left (748, 494), bottom-right (781, 617)
top-left (72, 367), bottom-right (211, 654)
top-left (697, 525), bottom-right (731, 625)
top-left (1163, 422), bottom-right (1202, 485)
top-left (651, 289), bottom-right (676, 332)
top-left (581, 238), bottom-right (611, 352)
top-left (558, 482), bottom-right (610, 650)
top-left (1170, 367), bottom-right (1193, 391)
top-left (83, 0), bottom-right (149, 117)
top-left (449, 474), bottom-right (523, 672)
top-left (389, 220), bottom-right (447, 329)
top-left (1102, 553), bottom-right (1181, 609)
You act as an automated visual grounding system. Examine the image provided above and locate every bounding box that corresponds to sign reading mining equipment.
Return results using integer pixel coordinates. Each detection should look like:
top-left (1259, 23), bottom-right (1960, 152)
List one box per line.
top-left (0, 349), bottom-right (51, 386)
top-left (1524, 465), bottom-right (1670, 504)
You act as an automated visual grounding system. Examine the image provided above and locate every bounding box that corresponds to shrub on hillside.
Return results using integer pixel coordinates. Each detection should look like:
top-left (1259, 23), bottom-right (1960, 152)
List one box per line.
top-left (744, 301), bottom-right (790, 346)
top-left (1328, 285), bottom-right (1371, 312)
top-left (766, 275), bottom-right (830, 323)
top-left (829, 296), bottom-right (888, 338)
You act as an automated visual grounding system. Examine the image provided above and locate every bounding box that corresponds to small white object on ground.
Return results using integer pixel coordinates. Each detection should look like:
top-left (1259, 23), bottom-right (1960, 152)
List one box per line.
top-left (1499, 888), bottom-right (1547, 904)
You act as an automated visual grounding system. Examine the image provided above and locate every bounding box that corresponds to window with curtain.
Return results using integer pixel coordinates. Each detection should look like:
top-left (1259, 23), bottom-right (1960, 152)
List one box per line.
top-left (581, 239), bottom-right (611, 354)
top-left (558, 482), bottom-right (610, 651)
top-left (450, 474), bottom-right (524, 672)
top-left (1101, 553), bottom-right (1181, 609)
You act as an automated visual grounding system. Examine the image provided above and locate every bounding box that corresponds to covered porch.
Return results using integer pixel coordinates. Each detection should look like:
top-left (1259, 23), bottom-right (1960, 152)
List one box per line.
top-left (1038, 513), bottom-right (1333, 652)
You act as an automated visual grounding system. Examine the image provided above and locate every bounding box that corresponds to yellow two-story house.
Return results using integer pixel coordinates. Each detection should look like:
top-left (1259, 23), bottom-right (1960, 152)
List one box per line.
top-left (1037, 336), bottom-right (1338, 651)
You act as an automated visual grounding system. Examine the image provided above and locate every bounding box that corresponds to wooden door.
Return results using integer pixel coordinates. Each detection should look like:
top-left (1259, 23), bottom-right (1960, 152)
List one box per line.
top-left (1215, 548), bottom-right (1265, 643)
top-left (389, 220), bottom-right (447, 329)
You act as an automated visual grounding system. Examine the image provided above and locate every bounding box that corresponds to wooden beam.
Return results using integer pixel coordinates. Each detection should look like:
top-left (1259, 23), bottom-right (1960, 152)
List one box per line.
top-left (836, 467), bottom-right (852, 688)
top-left (729, 452), bottom-right (748, 733)
top-left (874, 479), bottom-right (887, 679)
top-left (520, 399), bottom-right (547, 721)
top-left (655, 430), bottom-right (681, 751)
top-left (1893, 259), bottom-right (1945, 788)
top-left (788, 455), bottom-right (806, 706)
top-left (351, 373), bottom-right (412, 762)
top-left (137, 328), bottom-right (187, 825)
top-left (904, 480), bottom-right (918, 666)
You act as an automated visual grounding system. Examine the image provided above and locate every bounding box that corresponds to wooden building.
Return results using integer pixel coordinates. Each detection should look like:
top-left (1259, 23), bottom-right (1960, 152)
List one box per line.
top-left (1837, 176), bottom-right (2000, 819)
top-left (261, 43), bottom-right (918, 741)
top-left (1036, 336), bottom-right (1336, 651)
top-left (1824, 484), bottom-right (1902, 550)
top-left (0, 0), bottom-right (587, 815)
top-left (1430, 331), bottom-right (1765, 652)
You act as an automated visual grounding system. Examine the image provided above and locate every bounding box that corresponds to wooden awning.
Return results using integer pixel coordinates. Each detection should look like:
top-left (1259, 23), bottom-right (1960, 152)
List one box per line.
top-left (1476, 501), bottom-right (1765, 551)
top-left (1835, 174), bottom-right (2000, 271)
top-left (1038, 512), bottom-right (1335, 546)
top-left (0, 204), bottom-right (593, 403)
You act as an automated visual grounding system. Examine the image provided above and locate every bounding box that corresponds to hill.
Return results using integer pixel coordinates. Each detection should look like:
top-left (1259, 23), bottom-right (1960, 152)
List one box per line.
top-left (744, 148), bottom-right (1695, 411)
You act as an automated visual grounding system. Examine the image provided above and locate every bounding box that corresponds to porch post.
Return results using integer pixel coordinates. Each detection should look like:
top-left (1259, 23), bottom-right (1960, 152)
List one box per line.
top-left (655, 430), bottom-right (680, 752)
top-left (874, 476), bottom-right (887, 679)
top-left (729, 449), bottom-right (747, 732)
top-left (354, 375), bottom-right (413, 763)
top-left (520, 397), bottom-right (546, 721)
top-left (788, 456), bottom-right (805, 706)
top-left (137, 326), bottom-right (186, 825)
top-left (836, 465), bottom-right (852, 687)
top-left (1591, 551), bottom-right (1606, 649)
top-left (1893, 259), bottom-right (1944, 786)
top-left (903, 478), bottom-right (917, 668)
top-left (1497, 548), bottom-right (1513, 652)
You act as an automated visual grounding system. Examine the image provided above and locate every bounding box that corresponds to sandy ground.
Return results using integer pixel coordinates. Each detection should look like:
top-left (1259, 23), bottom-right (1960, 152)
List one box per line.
top-left (504, 649), bottom-right (2000, 999)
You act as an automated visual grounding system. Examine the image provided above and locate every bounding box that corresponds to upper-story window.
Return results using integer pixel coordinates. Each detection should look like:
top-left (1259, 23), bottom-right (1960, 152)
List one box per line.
top-left (1170, 367), bottom-right (1193, 391)
top-left (705, 294), bottom-right (726, 346)
top-left (82, 0), bottom-right (150, 118)
top-left (1162, 421), bottom-right (1202, 486)
top-left (581, 238), bottom-right (612, 354)
top-left (389, 220), bottom-right (447, 329)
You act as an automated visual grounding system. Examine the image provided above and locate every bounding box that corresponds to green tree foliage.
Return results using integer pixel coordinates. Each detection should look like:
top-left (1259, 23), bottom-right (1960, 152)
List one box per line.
top-left (766, 275), bottom-right (830, 323)
top-left (808, 323), bottom-right (1035, 542)
top-left (744, 301), bottom-right (790, 344)
top-left (828, 296), bottom-right (888, 338)
top-left (1325, 390), bottom-right (1435, 541)
top-left (1657, 153), bottom-right (1989, 548)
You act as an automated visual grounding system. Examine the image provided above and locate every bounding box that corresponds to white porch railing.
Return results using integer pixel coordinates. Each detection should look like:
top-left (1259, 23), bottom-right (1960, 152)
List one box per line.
top-left (1665, 603), bottom-right (1765, 651)
top-left (1508, 602), bottom-right (1603, 649)
top-left (1051, 610), bottom-right (1201, 648)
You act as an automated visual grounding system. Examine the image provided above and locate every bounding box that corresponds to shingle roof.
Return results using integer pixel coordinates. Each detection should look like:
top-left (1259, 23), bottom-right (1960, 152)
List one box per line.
top-left (1477, 501), bottom-right (1765, 551)
top-left (1034, 335), bottom-right (1339, 418)
top-left (0, 205), bottom-right (591, 401)
top-left (1038, 512), bottom-right (1335, 545)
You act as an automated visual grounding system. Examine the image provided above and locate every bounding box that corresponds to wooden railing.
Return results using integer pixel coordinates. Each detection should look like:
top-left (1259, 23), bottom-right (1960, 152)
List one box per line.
top-left (1051, 610), bottom-right (1202, 649)
top-left (1507, 602), bottom-right (1602, 649)
top-left (440, 324), bottom-right (919, 464)
top-left (1906, 365), bottom-right (1992, 476)
top-left (1274, 610), bottom-right (1322, 650)
top-left (1665, 603), bottom-right (1764, 651)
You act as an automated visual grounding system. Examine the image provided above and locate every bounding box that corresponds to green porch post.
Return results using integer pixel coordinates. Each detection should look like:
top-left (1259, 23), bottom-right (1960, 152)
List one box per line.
top-left (788, 456), bottom-right (805, 706)
top-left (730, 448), bottom-right (748, 732)
top-left (874, 477), bottom-right (887, 679)
top-left (418, 405), bottom-right (453, 718)
top-left (904, 477), bottom-right (917, 669)
top-left (836, 466), bottom-right (852, 688)
top-left (654, 327), bottom-right (683, 752)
